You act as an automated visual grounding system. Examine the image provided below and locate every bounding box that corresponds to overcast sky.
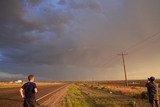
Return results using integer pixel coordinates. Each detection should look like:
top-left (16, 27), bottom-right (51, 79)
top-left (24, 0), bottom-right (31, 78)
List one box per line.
top-left (0, 0), bottom-right (160, 81)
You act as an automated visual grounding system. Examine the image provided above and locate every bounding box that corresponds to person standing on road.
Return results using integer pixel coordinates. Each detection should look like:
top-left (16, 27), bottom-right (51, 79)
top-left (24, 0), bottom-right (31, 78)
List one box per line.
top-left (20, 75), bottom-right (38, 107)
top-left (145, 76), bottom-right (159, 107)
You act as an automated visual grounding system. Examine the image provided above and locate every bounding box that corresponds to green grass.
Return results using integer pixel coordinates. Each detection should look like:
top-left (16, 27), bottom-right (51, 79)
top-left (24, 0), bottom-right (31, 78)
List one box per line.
top-left (64, 84), bottom-right (95, 107)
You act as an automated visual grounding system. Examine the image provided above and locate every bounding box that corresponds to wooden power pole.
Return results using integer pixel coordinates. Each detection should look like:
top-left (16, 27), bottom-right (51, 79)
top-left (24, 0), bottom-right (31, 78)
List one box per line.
top-left (118, 52), bottom-right (128, 86)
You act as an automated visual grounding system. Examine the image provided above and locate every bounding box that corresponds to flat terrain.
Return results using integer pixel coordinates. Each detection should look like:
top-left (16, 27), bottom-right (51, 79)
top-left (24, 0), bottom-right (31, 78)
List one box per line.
top-left (0, 81), bottom-right (158, 107)
top-left (0, 83), bottom-right (67, 107)
top-left (60, 83), bottom-right (151, 107)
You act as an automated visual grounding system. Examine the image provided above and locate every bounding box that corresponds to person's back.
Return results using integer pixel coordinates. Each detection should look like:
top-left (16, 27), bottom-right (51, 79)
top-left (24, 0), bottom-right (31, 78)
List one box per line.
top-left (145, 77), bottom-right (159, 107)
top-left (22, 82), bottom-right (37, 99)
top-left (20, 75), bottom-right (38, 107)
top-left (146, 81), bottom-right (158, 100)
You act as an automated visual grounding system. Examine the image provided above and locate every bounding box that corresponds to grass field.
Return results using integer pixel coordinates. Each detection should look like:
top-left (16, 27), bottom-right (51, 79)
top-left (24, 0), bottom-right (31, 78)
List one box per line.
top-left (0, 82), bottom-right (64, 88)
top-left (62, 84), bottom-right (94, 107)
top-left (61, 82), bottom-right (151, 107)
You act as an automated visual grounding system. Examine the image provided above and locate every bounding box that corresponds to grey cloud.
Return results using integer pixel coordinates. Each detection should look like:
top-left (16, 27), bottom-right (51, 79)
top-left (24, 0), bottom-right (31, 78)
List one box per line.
top-left (0, 71), bottom-right (25, 81)
top-left (0, 0), bottom-right (102, 67)
top-left (0, 0), bottom-right (160, 81)
top-left (68, 0), bottom-right (101, 12)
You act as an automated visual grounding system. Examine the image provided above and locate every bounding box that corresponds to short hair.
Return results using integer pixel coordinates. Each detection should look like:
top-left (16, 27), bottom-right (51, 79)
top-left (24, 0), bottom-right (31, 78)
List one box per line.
top-left (28, 75), bottom-right (34, 81)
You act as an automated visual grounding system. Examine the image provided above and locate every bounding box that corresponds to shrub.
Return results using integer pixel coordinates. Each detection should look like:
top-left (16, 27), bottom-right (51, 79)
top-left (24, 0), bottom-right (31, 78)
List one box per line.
top-left (128, 100), bottom-right (136, 107)
top-left (141, 91), bottom-right (148, 99)
top-left (100, 86), bottom-right (105, 90)
top-left (133, 91), bottom-right (148, 99)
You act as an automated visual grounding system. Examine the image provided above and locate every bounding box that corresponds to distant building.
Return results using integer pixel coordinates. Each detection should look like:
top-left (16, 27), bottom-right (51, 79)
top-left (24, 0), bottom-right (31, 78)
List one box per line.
top-left (131, 81), bottom-right (140, 85)
top-left (15, 80), bottom-right (23, 83)
top-left (9, 81), bottom-right (14, 83)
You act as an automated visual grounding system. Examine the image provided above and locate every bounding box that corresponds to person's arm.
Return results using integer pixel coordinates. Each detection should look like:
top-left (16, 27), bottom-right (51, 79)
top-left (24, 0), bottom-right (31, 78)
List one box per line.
top-left (145, 79), bottom-right (150, 87)
top-left (34, 88), bottom-right (38, 93)
top-left (19, 88), bottom-right (25, 99)
top-left (145, 82), bottom-right (149, 87)
top-left (34, 83), bottom-right (38, 93)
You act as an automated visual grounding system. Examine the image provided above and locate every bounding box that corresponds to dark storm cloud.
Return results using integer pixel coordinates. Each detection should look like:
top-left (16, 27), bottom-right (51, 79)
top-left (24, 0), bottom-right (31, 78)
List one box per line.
top-left (0, 0), bottom-right (102, 66)
top-left (0, 0), bottom-right (20, 21)
top-left (0, 0), bottom-right (160, 81)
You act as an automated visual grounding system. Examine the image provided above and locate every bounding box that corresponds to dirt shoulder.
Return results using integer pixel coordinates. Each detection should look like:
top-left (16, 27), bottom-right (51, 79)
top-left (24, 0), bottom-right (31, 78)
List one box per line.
top-left (40, 85), bottom-right (69, 107)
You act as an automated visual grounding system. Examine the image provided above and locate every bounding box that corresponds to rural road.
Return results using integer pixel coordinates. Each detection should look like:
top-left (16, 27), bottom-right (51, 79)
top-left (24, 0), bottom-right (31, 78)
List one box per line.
top-left (40, 85), bottom-right (68, 107)
top-left (0, 84), bottom-right (67, 107)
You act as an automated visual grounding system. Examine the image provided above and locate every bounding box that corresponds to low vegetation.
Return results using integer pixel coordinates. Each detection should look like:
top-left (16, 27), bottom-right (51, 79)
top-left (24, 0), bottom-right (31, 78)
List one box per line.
top-left (62, 84), bottom-right (94, 107)
top-left (0, 82), bottom-right (22, 88)
top-left (61, 83), bottom-right (150, 107)
top-left (82, 83), bottom-right (148, 99)
top-left (0, 82), bottom-right (64, 88)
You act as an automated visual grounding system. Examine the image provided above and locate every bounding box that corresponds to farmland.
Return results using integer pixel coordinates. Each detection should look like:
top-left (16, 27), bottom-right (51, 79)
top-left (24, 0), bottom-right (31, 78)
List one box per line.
top-left (0, 80), bottom-right (159, 107)
top-left (0, 82), bottom-right (63, 88)
top-left (60, 81), bottom-right (154, 107)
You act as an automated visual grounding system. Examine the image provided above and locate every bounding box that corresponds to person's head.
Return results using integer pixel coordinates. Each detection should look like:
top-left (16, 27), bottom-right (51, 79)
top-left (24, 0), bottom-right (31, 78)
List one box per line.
top-left (28, 75), bottom-right (35, 82)
top-left (148, 76), bottom-right (155, 82)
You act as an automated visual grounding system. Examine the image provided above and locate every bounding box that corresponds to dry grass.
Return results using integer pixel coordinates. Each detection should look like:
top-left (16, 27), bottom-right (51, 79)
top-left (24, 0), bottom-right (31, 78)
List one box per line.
top-left (0, 82), bottom-right (22, 88)
top-left (0, 82), bottom-right (64, 88)
top-left (100, 84), bottom-right (146, 96)
top-left (81, 85), bottom-right (149, 107)
top-left (36, 82), bottom-right (64, 86)
top-left (79, 83), bottom-right (150, 107)
top-left (83, 83), bottom-right (147, 97)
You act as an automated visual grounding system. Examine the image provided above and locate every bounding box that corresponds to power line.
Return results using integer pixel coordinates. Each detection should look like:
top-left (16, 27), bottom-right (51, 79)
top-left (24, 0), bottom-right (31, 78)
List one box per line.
top-left (99, 31), bottom-right (160, 69)
top-left (99, 55), bottom-right (118, 68)
top-left (97, 55), bottom-right (119, 73)
top-left (128, 33), bottom-right (160, 55)
top-left (124, 31), bottom-right (160, 53)
top-left (96, 31), bottom-right (160, 81)
top-left (117, 31), bottom-right (160, 81)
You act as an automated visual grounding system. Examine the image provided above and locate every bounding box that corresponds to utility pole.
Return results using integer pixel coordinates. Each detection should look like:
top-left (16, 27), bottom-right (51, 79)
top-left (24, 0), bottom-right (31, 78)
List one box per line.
top-left (118, 52), bottom-right (128, 86)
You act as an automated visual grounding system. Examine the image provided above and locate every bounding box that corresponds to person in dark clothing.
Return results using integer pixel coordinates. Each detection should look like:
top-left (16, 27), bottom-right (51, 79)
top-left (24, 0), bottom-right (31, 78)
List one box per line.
top-left (20, 75), bottom-right (38, 107)
top-left (145, 76), bottom-right (159, 107)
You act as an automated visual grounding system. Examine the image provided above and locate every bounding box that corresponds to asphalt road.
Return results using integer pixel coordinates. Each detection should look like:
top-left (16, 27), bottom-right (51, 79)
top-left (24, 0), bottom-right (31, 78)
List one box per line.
top-left (0, 84), bottom-right (66, 107)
